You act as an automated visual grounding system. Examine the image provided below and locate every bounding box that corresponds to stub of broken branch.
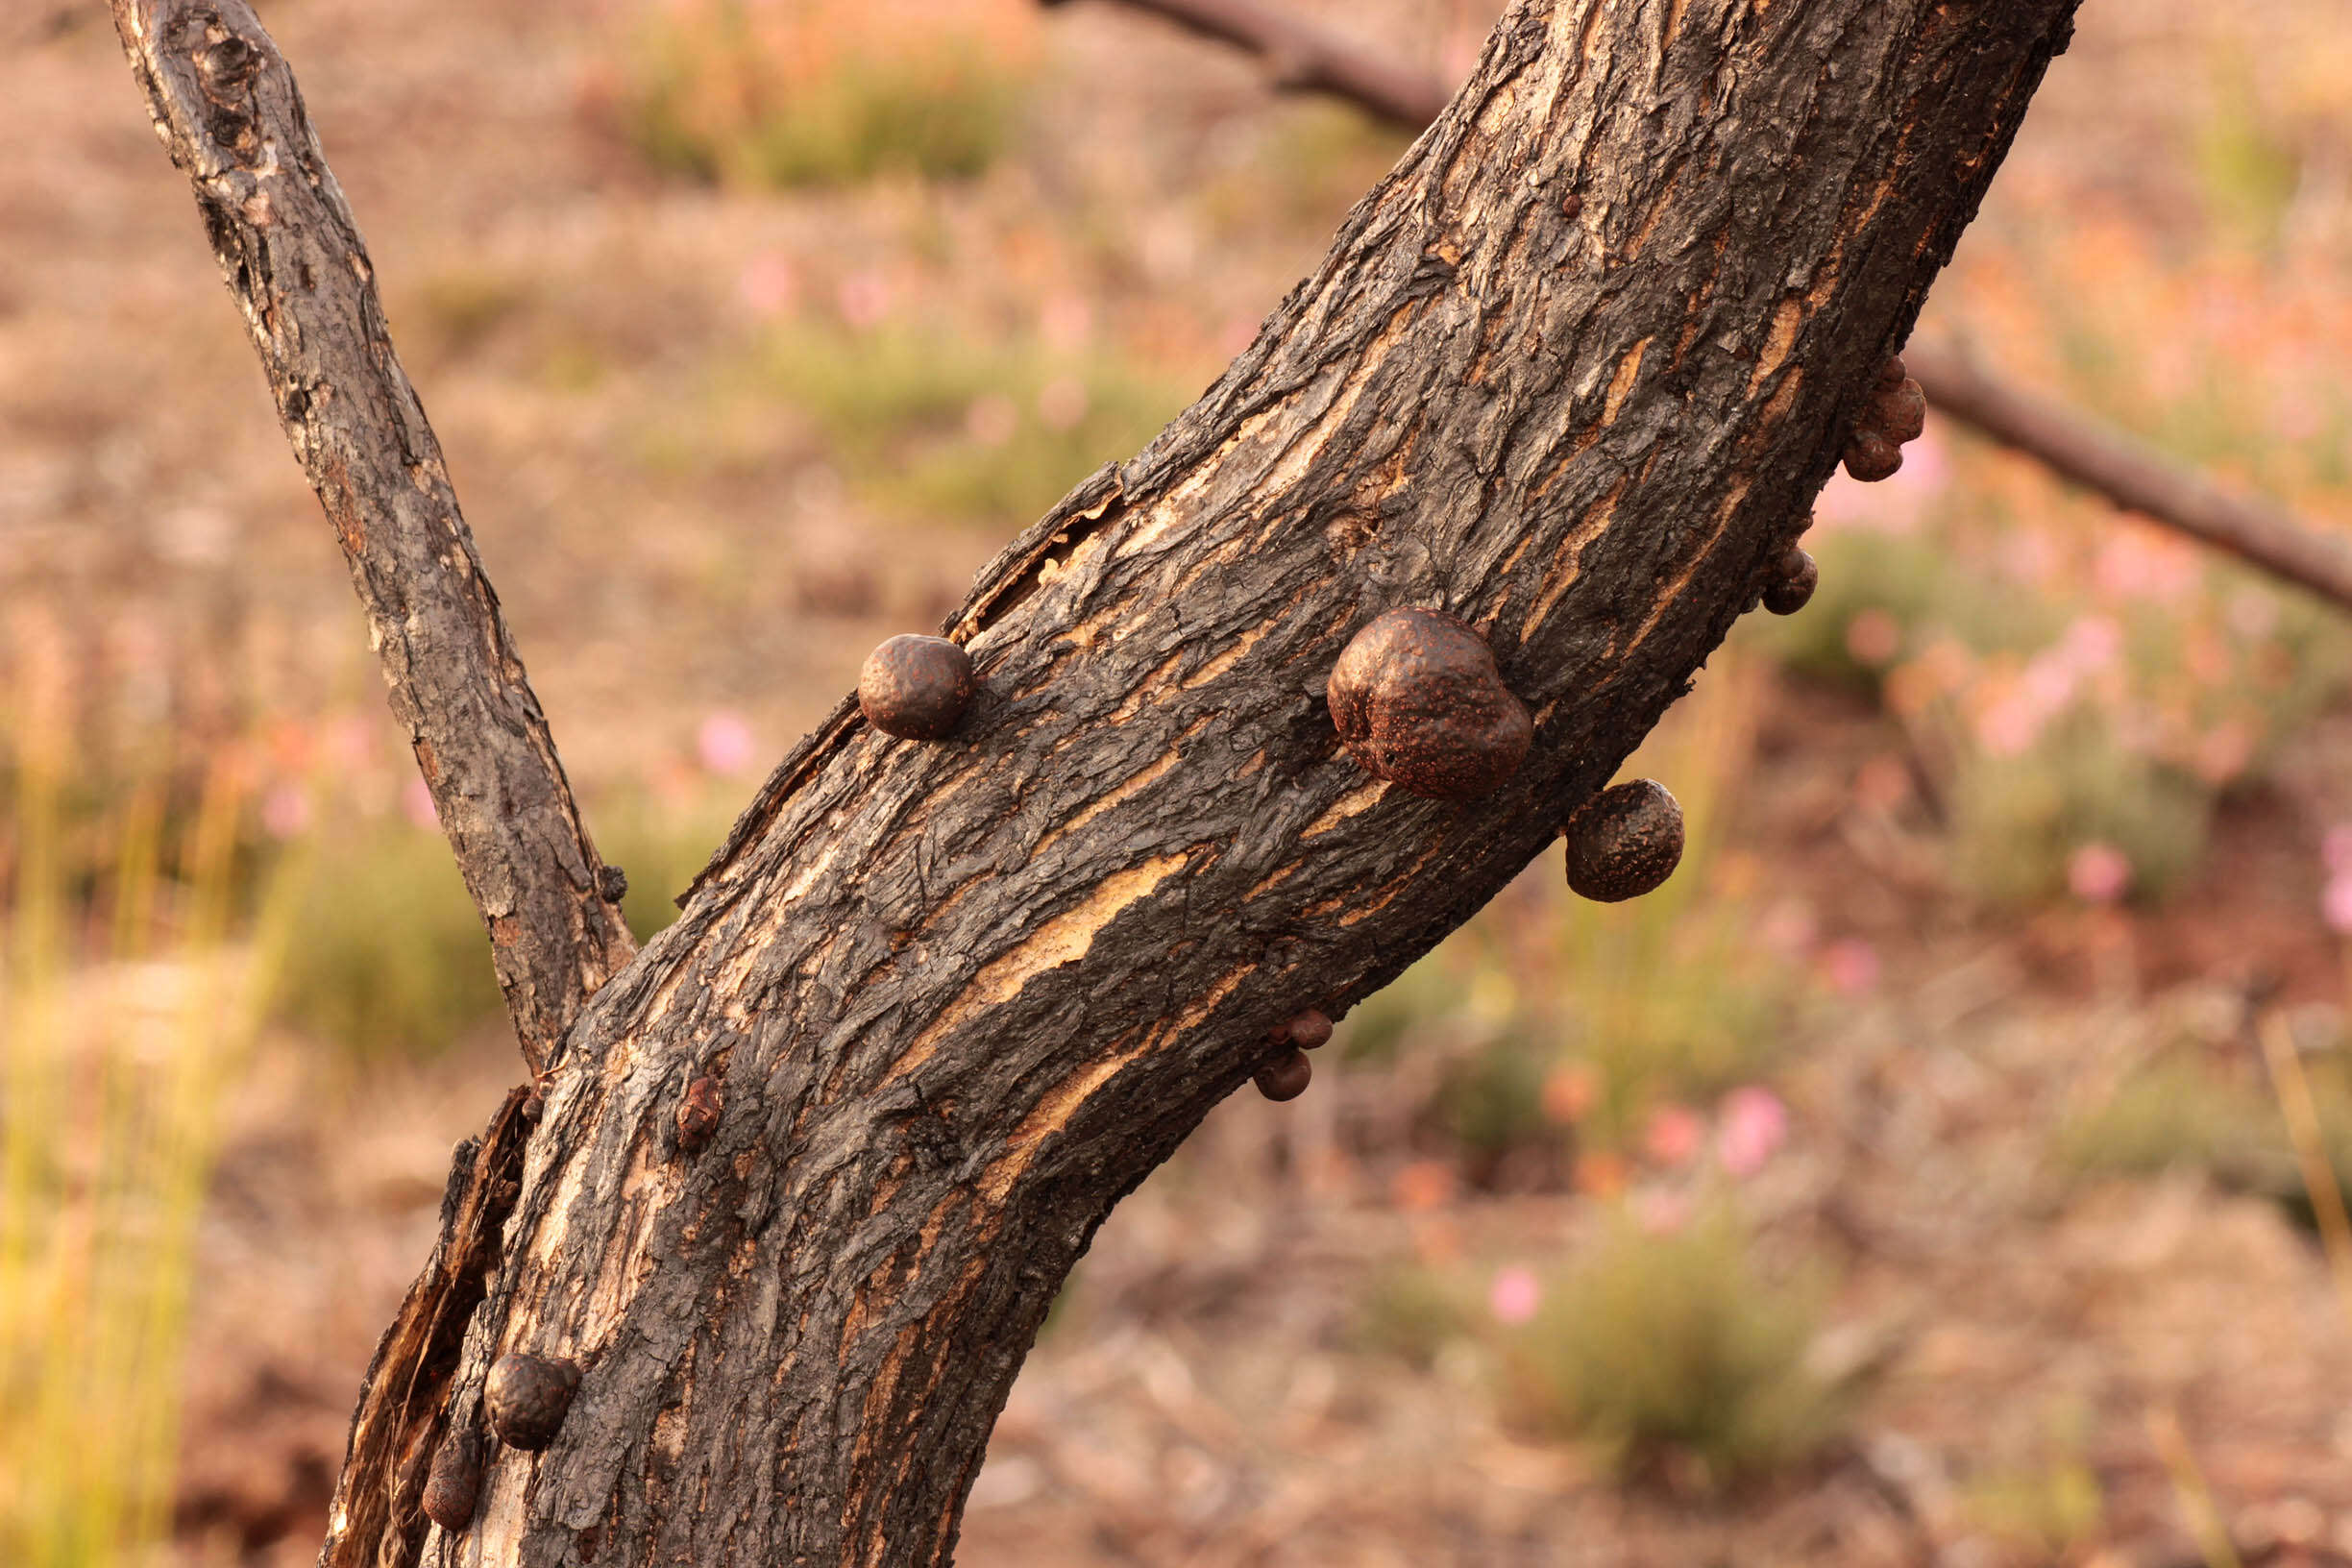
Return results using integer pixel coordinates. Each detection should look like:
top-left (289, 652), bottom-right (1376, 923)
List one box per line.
top-left (109, 0), bottom-right (636, 1069)
top-left (1050, 0), bottom-right (2352, 619)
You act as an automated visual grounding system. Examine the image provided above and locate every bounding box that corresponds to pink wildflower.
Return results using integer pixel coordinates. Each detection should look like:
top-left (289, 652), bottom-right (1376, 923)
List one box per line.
top-left (697, 712), bottom-right (757, 776)
top-left (260, 782), bottom-right (312, 840)
top-left (1846, 610), bottom-right (1902, 667)
top-left (1643, 1103), bottom-right (1704, 1166)
top-left (1717, 1087), bottom-right (1789, 1179)
top-left (2066, 843), bottom-right (2132, 905)
top-left (1488, 1266), bottom-right (1541, 1326)
top-left (737, 253), bottom-right (798, 319)
top-left (2324, 874), bottom-right (2352, 938)
top-left (1820, 938), bottom-right (1879, 995)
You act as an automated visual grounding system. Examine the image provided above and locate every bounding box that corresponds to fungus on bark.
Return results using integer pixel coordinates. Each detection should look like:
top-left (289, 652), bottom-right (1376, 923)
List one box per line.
top-left (1762, 548), bottom-right (1819, 616)
top-left (484, 1353), bottom-right (580, 1453)
top-left (1326, 608), bottom-right (1531, 800)
top-left (1843, 355), bottom-right (1930, 481)
top-left (1254, 1048), bottom-right (1313, 1102)
top-left (420, 1425), bottom-right (482, 1532)
top-left (858, 635), bottom-right (977, 741)
top-left (1563, 779), bottom-right (1686, 903)
top-left (1278, 1009), bottom-right (1334, 1050)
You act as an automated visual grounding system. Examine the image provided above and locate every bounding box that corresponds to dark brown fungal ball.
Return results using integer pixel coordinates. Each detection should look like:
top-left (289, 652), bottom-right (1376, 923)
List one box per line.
top-left (1876, 354), bottom-right (1908, 391)
top-left (485, 1353), bottom-right (580, 1452)
top-left (1868, 377), bottom-right (1927, 445)
top-left (1255, 1047), bottom-right (1312, 1102)
top-left (1761, 549), bottom-right (1818, 616)
top-left (1843, 429), bottom-right (1902, 482)
top-left (676, 1075), bottom-right (723, 1153)
top-left (1327, 608), bottom-right (1531, 801)
top-left (858, 635), bottom-right (976, 741)
top-left (422, 1426), bottom-right (483, 1532)
top-left (1564, 778), bottom-right (1686, 903)
top-left (1284, 1010), bottom-right (1334, 1050)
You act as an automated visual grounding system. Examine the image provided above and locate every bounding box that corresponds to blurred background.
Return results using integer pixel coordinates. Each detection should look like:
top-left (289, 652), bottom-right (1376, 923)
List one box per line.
top-left (5, 0), bottom-right (2352, 1562)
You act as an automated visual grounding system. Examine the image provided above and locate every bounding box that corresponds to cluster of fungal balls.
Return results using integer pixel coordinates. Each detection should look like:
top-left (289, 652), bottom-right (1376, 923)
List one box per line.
top-left (421, 1351), bottom-right (583, 1532)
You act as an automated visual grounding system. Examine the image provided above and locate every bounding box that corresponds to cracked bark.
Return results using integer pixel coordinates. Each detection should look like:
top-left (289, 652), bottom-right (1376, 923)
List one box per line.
top-left (109, 0), bottom-right (636, 1076)
top-left (112, 0), bottom-right (2081, 1563)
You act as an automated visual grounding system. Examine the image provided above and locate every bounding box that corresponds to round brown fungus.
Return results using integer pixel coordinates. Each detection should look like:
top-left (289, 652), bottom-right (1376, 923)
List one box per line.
top-left (1255, 1047), bottom-right (1312, 1102)
top-left (1282, 1009), bottom-right (1334, 1050)
top-left (1843, 429), bottom-right (1902, 482)
top-left (422, 1426), bottom-right (483, 1532)
top-left (1761, 548), bottom-right (1818, 616)
top-left (485, 1352), bottom-right (580, 1452)
top-left (1869, 376), bottom-right (1927, 445)
top-left (1327, 608), bottom-right (1531, 801)
top-left (1564, 778), bottom-right (1685, 902)
top-left (858, 635), bottom-right (976, 741)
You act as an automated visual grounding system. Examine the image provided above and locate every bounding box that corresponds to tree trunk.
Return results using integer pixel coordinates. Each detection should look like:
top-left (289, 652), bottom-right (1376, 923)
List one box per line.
top-left (119, 0), bottom-right (2082, 1563)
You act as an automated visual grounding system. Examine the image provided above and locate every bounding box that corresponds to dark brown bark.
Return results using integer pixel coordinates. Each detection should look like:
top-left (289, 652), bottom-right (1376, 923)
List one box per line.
top-left (1082, 0), bottom-right (2352, 618)
top-left (1903, 341), bottom-right (2352, 613)
top-left (109, 0), bottom-right (635, 1074)
top-left (110, 0), bottom-right (2082, 1564)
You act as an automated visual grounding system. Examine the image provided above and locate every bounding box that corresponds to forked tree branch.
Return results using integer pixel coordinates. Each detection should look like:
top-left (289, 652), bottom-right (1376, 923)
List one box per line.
top-left (1055, 0), bottom-right (2352, 617)
top-left (110, 0), bottom-right (636, 1071)
top-left (114, 0), bottom-right (2082, 1563)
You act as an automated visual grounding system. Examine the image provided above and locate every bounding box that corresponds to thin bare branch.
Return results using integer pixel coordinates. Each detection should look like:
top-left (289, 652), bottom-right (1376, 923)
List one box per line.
top-left (1903, 343), bottom-right (2352, 613)
top-left (1051, 0), bottom-right (2352, 618)
top-left (109, 0), bottom-right (636, 1070)
top-left (1041, 0), bottom-right (1449, 129)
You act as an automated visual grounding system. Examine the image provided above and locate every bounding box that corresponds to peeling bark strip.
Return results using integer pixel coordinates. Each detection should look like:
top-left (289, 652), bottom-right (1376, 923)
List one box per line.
top-left (109, 0), bottom-right (635, 1070)
top-left (329, 1088), bottom-right (533, 1568)
top-left (422, 5), bottom-right (2076, 1566)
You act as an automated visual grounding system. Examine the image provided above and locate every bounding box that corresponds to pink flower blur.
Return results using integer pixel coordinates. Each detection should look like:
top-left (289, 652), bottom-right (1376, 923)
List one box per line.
top-left (698, 712), bottom-right (757, 776)
top-left (2066, 843), bottom-right (2132, 905)
top-left (836, 270), bottom-right (893, 329)
top-left (404, 776), bottom-right (439, 829)
top-left (1488, 1266), bottom-right (1541, 1326)
top-left (1636, 1189), bottom-right (1692, 1236)
top-left (737, 253), bottom-right (799, 319)
top-left (2323, 825), bottom-right (2352, 877)
top-left (1643, 1103), bottom-right (1704, 1166)
top-left (260, 782), bottom-right (312, 840)
top-left (1716, 1087), bottom-right (1788, 1179)
top-left (1820, 937), bottom-right (1878, 995)
top-left (2324, 874), bottom-right (2352, 937)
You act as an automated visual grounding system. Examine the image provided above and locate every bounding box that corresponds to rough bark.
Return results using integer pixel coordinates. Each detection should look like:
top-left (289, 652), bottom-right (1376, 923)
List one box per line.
top-left (1079, 0), bottom-right (2352, 618)
top-left (110, 0), bottom-right (636, 1074)
top-left (114, 0), bottom-right (2083, 1563)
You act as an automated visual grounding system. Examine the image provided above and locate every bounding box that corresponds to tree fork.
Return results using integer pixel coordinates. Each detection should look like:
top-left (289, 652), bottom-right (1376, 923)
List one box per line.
top-left (112, 0), bottom-right (2080, 1563)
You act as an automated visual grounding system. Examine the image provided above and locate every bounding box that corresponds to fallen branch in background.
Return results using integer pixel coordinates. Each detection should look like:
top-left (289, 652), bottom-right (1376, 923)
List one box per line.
top-left (1040, 0), bottom-right (1448, 127)
top-left (1047, 0), bottom-right (2352, 617)
top-left (1901, 343), bottom-right (2352, 613)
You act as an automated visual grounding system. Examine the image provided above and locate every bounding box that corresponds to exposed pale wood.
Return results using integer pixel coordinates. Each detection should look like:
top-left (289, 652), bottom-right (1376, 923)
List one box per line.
top-left (108, 0), bottom-right (636, 1073)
